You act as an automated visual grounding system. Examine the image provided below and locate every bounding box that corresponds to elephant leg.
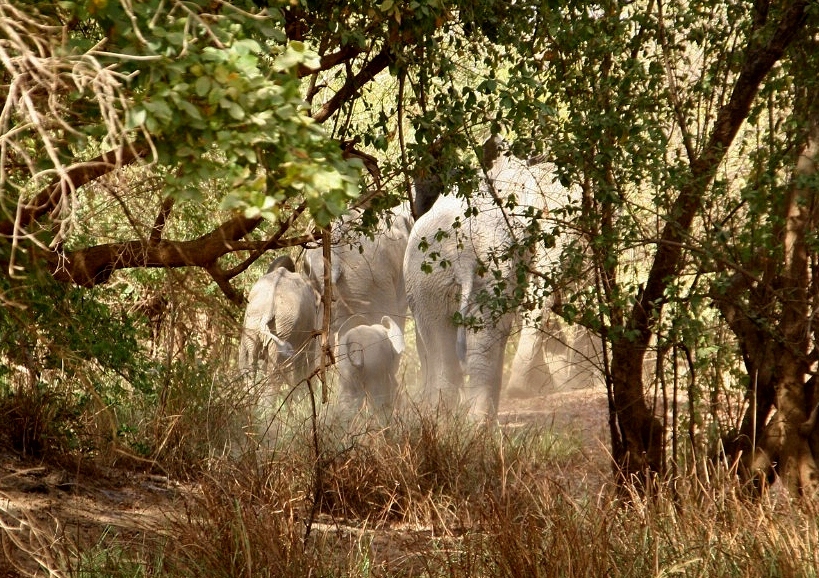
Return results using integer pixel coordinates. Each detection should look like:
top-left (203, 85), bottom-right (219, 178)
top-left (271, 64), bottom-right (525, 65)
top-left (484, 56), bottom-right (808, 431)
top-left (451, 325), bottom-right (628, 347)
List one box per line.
top-left (565, 328), bottom-right (604, 389)
top-left (463, 328), bottom-right (507, 419)
top-left (414, 318), bottom-right (463, 414)
top-left (507, 322), bottom-right (554, 397)
top-left (463, 308), bottom-right (516, 420)
top-left (366, 373), bottom-right (398, 423)
top-left (335, 363), bottom-right (366, 421)
top-left (238, 332), bottom-right (262, 380)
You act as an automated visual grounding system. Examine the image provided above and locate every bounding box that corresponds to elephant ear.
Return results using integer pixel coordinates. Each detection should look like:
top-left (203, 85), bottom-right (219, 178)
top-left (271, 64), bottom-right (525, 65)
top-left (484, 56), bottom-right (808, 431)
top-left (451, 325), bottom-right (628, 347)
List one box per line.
top-left (340, 335), bottom-right (365, 368)
top-left (380, 316), bottom-right (405, 355)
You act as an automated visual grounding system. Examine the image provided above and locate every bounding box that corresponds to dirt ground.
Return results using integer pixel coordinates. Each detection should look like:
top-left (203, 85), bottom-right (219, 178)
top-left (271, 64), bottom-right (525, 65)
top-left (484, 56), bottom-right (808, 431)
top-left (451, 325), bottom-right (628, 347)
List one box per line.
top-left (0, 384), bottom-right (611, 576)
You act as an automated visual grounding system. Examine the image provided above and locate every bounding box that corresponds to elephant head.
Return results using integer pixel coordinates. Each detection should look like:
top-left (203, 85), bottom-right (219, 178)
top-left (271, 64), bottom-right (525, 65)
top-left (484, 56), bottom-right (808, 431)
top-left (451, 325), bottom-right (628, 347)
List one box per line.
top-left (410, 134), bottom-right (523, 220)
top-left (265, 254), bottom-right (296, 274)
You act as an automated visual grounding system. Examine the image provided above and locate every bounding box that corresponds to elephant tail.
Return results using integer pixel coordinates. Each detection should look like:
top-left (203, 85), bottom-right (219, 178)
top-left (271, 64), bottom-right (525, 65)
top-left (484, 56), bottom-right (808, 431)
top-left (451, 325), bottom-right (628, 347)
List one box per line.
top-left (456, 279), bottom-right (472, 370)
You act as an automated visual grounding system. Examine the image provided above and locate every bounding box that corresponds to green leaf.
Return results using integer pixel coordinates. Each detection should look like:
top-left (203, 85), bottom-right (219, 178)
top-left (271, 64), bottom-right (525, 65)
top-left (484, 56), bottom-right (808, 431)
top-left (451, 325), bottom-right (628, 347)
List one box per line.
top-left (228, 101), bottom-right (245, 120)
top-left (177, 100), bottom-right (202, 120)
top-left (126, 108), bottom-right (147, 128)
top-left (194, 76), bottom-right (211, 97)
top-left (143, 99), bottom-right (173, 121)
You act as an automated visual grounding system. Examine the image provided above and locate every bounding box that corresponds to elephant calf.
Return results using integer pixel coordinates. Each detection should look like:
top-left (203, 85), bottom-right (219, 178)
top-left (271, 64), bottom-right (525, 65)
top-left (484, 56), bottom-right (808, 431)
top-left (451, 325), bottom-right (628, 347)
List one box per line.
top-left (336, 316), bottom-right (405, 420)
top-left (238, 256), bottom-right (319, 389)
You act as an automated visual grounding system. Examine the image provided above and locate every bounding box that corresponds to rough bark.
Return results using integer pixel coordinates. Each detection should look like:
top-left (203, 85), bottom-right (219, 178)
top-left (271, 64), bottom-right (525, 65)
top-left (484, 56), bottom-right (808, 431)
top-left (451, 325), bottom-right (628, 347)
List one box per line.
top-left (48, 217), bottom-right (320, 289)
top-left (749, 122), bottom-right (819, 496)
top-left (711, 272), bottom-right (778, 479)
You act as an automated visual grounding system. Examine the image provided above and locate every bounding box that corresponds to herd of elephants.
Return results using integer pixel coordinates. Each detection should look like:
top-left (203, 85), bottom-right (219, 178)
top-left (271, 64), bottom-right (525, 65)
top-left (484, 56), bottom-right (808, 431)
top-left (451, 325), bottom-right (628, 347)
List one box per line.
top-left (237, 137), bottom-right (602, 424)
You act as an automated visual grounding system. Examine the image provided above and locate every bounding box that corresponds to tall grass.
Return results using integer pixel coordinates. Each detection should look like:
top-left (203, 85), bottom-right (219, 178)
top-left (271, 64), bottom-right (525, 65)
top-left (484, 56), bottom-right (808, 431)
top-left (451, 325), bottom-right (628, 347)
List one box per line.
top-left (2, 271), bottom-right (818, 577)
top-left (44, 407), bottom-right (819, 577)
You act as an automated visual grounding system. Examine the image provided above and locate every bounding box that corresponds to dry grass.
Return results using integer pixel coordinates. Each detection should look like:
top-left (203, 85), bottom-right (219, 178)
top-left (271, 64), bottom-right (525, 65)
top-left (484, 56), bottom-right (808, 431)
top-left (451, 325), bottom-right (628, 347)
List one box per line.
top-left (3, 369), bottom-right (819, 577)
top-left (37, 408), bottom-right (815, 577)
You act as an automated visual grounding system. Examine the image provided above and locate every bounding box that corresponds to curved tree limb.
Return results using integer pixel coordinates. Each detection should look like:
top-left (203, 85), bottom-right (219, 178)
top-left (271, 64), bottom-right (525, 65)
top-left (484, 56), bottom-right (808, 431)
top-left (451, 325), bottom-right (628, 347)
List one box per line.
top-left (48, 221), bottom-right (320, 288)
top-left (297, 44), bottom-right (363, 77)
top-left (311, 45), bottom-right (395, 123)
top-left (0, 144), bottom-right (148, 239)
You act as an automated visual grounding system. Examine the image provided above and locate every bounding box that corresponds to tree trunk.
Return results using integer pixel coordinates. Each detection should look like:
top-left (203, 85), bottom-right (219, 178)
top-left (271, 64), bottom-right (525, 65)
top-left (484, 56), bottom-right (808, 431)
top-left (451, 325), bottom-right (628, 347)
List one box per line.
top-left (608, 0), bottom-right (809, 486)
top-left (750, 121), bottom-right (819, 496)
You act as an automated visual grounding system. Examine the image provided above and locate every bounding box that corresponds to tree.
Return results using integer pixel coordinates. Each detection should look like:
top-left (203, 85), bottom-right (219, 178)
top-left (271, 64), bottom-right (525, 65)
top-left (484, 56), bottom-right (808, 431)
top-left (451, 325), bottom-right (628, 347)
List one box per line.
top-left (6, 0), bottom-right (819, 496)
top-left (525, 0), bottom-right (817, 493)
top-left (0, 0), bottom-right (552, 457)
top-left (0, 1), bottom-right (360, 299)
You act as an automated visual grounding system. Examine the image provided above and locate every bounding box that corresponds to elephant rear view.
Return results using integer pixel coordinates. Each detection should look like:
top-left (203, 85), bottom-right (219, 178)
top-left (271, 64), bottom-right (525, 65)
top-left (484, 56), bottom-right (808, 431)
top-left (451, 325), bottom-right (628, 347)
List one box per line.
top-left (303, 205), bottom-right (412, 341)
top-left (238, 256), bottom-right (319, 390)
top-left (404, 138), bottom-right (542, 420)
top-left (336, 316), bottom-right (405, 421)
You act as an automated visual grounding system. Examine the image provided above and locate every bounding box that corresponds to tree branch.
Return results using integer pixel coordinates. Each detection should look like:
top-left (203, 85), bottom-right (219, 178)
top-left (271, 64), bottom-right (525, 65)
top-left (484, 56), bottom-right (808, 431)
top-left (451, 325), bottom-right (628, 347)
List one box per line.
top-left (150, 196), bottom-right (176, 245)
top-left (0, 144), bottom-right (148, 238)
top-left (632, 0), bottom-right (809, 339)
top-left (311, 46), bottom-right (395, 123)
top-left (297, 44), bottom-right (363, 77)
top-left (49, 214), bottom-right (263, 286)
top-left (224, 203), bottom-right (310, 279)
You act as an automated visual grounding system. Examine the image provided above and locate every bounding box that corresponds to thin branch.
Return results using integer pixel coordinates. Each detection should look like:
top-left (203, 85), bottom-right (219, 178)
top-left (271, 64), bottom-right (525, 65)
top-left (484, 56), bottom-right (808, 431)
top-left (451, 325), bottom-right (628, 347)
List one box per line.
top-left (297, 44), bottom-right (363, 78)
top-left (224, 202), bottom-right (310, 279)
top-left (150, 197), bottom-right (176, 245)
top-left (656, 0), bottom-right (696, 164)
top-left (312, 46), bottom-right (394, 123)
top-left (0, 144), bottom-right (148, 238)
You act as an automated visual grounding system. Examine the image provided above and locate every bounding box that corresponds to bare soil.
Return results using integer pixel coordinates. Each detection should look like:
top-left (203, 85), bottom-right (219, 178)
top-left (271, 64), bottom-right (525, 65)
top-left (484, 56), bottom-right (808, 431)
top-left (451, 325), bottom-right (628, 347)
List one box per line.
top-left (0, 385), bottom-right (610, 576)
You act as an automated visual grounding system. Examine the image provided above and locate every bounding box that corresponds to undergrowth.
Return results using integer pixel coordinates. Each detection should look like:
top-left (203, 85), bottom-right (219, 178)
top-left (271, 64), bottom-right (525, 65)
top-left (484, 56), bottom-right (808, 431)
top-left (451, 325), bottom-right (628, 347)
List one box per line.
top-left (26, 409), bottom-right (813, 577)
top-left (2, 267), bottom-right (819, 577)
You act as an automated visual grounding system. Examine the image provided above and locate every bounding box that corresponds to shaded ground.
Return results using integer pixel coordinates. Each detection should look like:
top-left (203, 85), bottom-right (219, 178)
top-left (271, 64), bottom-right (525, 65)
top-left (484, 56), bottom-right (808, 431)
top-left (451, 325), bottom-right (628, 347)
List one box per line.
top-left (0, 456), bottom-right (181, 576)
top-left (0, 385), bottom-right (610, 576)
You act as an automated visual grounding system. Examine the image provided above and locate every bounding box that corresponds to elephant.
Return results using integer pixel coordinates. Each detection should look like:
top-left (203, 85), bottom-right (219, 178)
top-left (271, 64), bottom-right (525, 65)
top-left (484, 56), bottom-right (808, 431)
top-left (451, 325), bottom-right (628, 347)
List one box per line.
top-left (336, 315), bottom-right (405, 421)
top-left (403, 137), bottom-right (544, 419)
top-left (238, 255), bottom-right (320, 389)
top-left (501, 161), bottom-right (606, 396)
top-left (506, 305), bottom-right (568, 395)
top-left (507, 305), bottom-right (605, 395)
top-left (303, 204), bottom-right (413, 342)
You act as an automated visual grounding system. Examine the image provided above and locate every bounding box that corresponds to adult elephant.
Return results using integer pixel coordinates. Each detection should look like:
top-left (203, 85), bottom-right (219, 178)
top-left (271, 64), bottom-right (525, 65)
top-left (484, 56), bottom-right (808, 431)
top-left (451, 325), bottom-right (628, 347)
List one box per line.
top-left (404, 138), bottom-right (543, 419)
top-left (503, 163), bottom-right (605, 396)
top-left (304, 204), bottom-right (413, 341)
top-left (238, 255), bottom-right (320, 389)
top-left (507, 304), bottom-right (605, 395)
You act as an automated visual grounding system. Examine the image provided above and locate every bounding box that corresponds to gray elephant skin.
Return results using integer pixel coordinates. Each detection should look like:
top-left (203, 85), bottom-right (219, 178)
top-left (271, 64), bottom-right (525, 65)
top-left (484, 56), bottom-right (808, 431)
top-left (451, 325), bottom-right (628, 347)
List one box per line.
top-left (336, 315), bottom-right (405, 420)
top-left (304, 205), bottom-right (413, 340)
top-left (238, 256), bottom-right (319, 389)
top-left (404, 142), bottom-right (543, 419)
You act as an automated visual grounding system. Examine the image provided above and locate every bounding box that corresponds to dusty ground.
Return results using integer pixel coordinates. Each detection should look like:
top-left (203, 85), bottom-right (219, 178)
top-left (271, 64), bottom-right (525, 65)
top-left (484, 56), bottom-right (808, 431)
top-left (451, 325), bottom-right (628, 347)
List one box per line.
top-left (0, 384), bottom-right (610, 576)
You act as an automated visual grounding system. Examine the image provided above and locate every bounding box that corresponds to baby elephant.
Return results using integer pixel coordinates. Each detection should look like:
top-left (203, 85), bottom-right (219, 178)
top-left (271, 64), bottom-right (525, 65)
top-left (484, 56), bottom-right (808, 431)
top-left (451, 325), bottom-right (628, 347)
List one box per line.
top-left (337, 316), bottom-right (405, 420)
top-left (238, 255), bottom-right (319, 389)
